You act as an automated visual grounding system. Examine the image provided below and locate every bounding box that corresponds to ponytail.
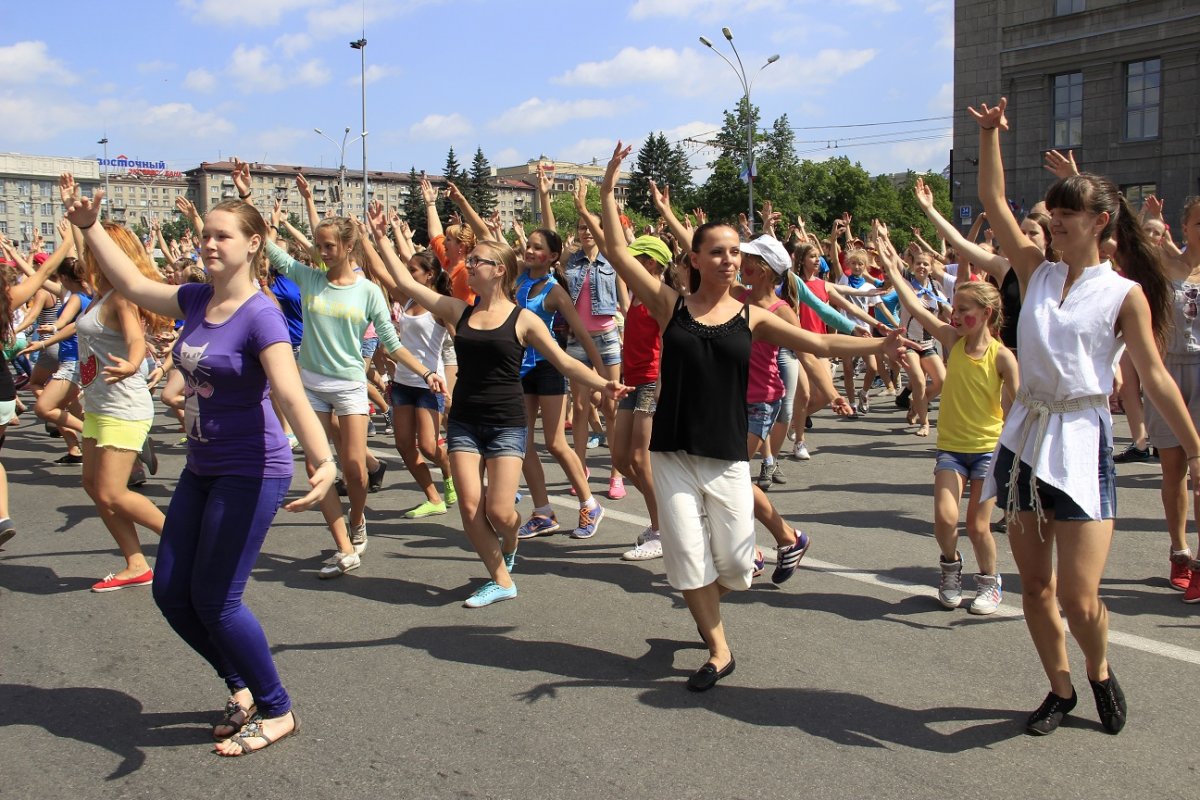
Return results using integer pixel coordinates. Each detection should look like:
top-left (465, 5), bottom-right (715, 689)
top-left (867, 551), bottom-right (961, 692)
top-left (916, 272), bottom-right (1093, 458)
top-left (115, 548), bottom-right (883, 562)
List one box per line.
top-left (1113, 194), bottom-right (1170, 349)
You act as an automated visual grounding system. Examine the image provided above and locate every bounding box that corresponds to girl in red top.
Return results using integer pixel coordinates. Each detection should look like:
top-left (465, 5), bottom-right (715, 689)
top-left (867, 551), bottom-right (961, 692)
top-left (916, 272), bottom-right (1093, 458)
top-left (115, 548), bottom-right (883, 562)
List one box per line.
top-left (615, 235), bottom-right (671, 561)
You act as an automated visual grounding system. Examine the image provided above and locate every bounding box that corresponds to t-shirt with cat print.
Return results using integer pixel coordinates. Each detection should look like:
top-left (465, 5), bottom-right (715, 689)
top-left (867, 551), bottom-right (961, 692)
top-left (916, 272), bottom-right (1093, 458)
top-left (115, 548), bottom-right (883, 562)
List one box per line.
top-left (174, 283), bottom-right (293, 478)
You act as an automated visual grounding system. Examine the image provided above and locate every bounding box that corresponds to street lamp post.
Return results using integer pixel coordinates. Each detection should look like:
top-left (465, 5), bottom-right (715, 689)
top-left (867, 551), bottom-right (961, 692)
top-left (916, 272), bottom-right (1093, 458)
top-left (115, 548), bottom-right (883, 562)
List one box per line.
top-left (699, 29), bottom-right (779, 235)
top-left (314, 126), bottom-right (364, 216)
top-left (97, 137), bottom-right (110, 219)
top-left (350, 38), bottom-right (368, 216)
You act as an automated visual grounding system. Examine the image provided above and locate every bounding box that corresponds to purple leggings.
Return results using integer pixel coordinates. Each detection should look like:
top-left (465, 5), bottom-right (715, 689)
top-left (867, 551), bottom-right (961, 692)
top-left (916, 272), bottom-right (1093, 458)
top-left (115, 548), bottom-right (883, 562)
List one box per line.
top-left (153, 469), bottom-right (292, 717)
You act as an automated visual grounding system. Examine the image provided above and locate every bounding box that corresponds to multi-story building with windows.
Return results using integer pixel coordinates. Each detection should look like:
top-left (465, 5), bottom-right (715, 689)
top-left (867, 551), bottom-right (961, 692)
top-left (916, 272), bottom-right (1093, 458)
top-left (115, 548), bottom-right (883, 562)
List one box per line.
top-left (953, 0), bottom-right (1200, 225)
top-left (494, 158), bottom-right (630, 222)
top-left (0, 154), bottom-right (100, 249)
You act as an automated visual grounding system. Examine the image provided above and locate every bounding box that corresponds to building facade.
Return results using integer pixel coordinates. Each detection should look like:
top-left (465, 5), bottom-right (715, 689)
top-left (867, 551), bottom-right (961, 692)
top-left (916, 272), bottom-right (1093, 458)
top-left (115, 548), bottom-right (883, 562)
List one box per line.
top-left (0, 153), bottom-right (100, 249)
top-left (494, 158), bottom-right (630, 220)
top-left (953, 0), bottom-right (1200, 226)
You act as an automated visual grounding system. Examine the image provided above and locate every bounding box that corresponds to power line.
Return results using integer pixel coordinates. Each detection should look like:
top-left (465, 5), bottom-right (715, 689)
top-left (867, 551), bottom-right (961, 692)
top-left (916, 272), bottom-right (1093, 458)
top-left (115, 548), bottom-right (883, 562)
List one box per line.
top-left (788, 115), bottom-right (952, 131)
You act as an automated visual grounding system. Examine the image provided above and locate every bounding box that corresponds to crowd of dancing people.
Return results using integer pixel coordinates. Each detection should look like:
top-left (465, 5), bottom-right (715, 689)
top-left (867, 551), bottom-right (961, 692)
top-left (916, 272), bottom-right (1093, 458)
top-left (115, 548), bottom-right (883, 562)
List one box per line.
top-left (3, 96), bottom-right (1200, 753)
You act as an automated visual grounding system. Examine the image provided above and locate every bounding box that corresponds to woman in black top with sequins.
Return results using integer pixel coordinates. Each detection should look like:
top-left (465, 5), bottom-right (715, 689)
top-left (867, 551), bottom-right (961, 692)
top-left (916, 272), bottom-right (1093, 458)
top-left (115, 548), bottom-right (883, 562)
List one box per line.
top-left (600, 142), bottom-right (912, 691)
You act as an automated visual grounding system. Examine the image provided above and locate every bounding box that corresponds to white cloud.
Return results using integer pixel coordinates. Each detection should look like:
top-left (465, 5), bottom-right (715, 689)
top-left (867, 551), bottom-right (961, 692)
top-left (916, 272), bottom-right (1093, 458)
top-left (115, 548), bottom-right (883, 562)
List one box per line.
top-left (348, 64), bottom-right (399, 86)
top-left (844, 0), bottom-right (900, 12)
top-left (305, 0), bottom-right (444, 36)
top-left (0, 41), bottom-right (77, 85)
top-left (554, 138), bottom-right (618, 167)
top-left (629, 0), bottom-right (782, 21)
top-left (142, 102), bottom-right (236, 137)
top-left (0, 93), bottom-right (233, 144)
top-left (137, 60), bottom-right (176, 74)
top-left (275, 32), bottom-right (312, 56)
top-left (184, 68), bottom-right (217, 93)
top-left (182, 0), bottom-right (326, 26)
top-left (492, 148), bottom-right (522, 168)
top-left (930, 82), bottom-right (953, 114)
top-left (755, 49), bottom-right (877, 91)
top-left (408, 113), bottom-right (472, 142)
top-left (555, 46), bottom-right (708, 89)
top-left (488, 97), bottom-right (624, 134)
top-left (926, 0), bottom-right (954, 49)
top-left (223, 45), bottom-right (327, 92)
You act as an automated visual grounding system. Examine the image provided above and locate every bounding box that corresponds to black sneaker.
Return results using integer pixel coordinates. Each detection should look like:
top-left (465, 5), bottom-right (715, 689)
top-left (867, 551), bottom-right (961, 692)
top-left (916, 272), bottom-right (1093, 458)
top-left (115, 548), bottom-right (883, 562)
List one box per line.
top-left (335, 477), bottom-right (348, 497)
top-left (1089, 669), bottom-right (1127, 734)
top-left (1113, 444), bottom-right (1153, 464)
top-left (895, 386), bottom-right (912, 410)
top-left (1026, 689), bottom-right (1077, 735)
top-left (138, 435), bottom-right (158, 476)
top-left (55, 453), bottom-right (83, 465)
top-left (368, 460), bottom-right (388, 493)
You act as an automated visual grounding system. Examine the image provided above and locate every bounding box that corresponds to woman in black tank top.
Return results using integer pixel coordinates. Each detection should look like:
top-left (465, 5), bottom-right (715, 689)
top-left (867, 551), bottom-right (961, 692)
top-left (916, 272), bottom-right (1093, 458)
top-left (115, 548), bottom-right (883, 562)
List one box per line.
top-left (600, 143), bottom-right (914, 691)
top-left (365, 208), bottom-right (628, 609)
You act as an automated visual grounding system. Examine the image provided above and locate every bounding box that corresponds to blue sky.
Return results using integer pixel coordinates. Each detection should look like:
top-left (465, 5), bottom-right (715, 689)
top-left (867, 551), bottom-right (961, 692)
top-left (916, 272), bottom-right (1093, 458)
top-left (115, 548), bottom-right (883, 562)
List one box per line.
top-left (3, 0), bottom-right (952, 181)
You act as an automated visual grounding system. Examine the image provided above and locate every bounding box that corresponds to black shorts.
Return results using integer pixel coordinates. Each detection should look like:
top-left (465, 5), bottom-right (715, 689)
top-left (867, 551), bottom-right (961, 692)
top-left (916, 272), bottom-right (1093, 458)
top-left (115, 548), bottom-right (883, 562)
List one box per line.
top-left (521, 359), bottom-right (567, 396)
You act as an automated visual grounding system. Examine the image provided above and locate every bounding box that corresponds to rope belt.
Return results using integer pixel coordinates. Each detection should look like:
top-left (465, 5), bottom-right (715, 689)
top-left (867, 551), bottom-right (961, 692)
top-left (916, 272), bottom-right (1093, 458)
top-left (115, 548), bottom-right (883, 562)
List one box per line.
top-left (1005, 387), bottom-right (1108, 534)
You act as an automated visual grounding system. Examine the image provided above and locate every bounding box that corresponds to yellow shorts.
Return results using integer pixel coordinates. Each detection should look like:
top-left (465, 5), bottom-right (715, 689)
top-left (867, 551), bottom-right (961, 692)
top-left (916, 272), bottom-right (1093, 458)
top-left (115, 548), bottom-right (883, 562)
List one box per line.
top-left (82, 413), bottom-right (152, 452)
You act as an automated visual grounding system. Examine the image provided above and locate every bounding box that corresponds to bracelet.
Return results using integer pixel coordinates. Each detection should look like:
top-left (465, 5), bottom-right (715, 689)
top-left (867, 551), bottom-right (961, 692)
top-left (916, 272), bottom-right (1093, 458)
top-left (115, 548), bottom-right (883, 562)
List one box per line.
top-left (314, 455), bottom-right (335, 468)
top-left (421, 369), bottom-right (434, 381)
top-left (78, 220), bottom-right (96, 230)
top-left (239, 192), bottom-right (251, 200)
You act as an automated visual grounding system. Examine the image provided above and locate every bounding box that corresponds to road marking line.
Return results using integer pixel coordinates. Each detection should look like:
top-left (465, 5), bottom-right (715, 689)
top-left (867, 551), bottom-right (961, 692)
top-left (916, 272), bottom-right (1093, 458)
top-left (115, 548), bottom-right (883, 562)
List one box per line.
top-left (548, 495), bottom-right (1200, 667)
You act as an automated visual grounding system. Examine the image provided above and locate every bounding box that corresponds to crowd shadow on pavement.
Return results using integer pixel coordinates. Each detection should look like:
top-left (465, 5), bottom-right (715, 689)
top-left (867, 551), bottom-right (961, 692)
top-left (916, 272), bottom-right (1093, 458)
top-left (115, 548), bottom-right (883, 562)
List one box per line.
top-left (0, 683), bottom-right (211, 780)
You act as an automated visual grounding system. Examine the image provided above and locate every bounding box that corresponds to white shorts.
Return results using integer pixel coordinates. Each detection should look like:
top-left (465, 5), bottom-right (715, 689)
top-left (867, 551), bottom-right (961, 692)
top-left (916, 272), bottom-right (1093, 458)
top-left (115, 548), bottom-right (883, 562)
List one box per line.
top-left (650, 450), bottom-right (755, 592)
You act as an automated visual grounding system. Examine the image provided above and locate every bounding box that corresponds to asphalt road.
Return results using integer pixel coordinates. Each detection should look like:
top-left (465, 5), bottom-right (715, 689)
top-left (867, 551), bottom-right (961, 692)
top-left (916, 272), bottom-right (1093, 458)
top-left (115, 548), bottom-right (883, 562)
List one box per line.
top-left (1, 394), bottom-right (1197, 800)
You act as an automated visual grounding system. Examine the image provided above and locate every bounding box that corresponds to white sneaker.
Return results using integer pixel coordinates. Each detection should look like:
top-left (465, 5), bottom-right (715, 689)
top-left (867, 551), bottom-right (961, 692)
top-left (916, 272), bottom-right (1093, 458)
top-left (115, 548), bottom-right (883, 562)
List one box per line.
top-left (938, 555), bottom-right (963, 608)
top-left (792, 441), bottom-right (811, 461)
top-left (623, 532), bottom-right (663, 561)
top-left (969, 573), bottom-right (1003, 615)
top-left (348, 518), bottom-right (367, 554)
top-left (318, 551), bottom-right (361, 579)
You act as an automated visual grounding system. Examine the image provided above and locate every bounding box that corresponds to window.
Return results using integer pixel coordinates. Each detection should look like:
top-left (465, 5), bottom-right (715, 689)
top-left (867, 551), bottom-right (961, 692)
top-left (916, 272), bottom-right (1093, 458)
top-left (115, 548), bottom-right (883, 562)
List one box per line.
top-left (18, 202), bottom-right (30, 216)
top-left (1055, 0), bottom-right (1084, 14)
top-left (40, 203), bottom-right (53, 216)
top-left (16, 181), bottom-right (30, 196)
top-left (40, 222), bottom-right (54, 236)
top-left (1052, 72), bottom-right (1083, 148)
top-left (1122, 183), bottom-right (1157, 210)
top-left (0, 201), bottom-right (5, 214)
top-left (1125, 59), bottom-right (1160, 140)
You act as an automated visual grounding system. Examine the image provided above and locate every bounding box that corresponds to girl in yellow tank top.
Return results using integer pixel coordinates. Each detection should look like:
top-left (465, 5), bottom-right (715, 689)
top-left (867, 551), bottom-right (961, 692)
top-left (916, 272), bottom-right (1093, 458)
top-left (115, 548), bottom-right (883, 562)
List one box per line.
top-left (879, 244), bottom-right (1018, 616)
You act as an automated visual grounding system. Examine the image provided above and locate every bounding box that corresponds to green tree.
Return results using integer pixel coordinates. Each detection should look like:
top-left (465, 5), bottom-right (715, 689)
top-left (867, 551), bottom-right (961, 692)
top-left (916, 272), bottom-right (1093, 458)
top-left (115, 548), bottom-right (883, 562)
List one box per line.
top-left (440, 147), bottom-right (464, 223)
top-left (628, 132), bottom-right (694, 219)
top-left (277, 213), bottom-right (309, 244)
top-left (404, 166), bottom-right (429, 246)
top-left (467, 147), bottom-right (497, 218)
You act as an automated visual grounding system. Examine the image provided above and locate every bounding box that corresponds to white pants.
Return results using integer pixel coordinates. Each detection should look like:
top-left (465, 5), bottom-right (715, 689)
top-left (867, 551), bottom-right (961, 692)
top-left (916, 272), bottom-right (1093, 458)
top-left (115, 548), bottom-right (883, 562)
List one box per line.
top-left (650, 450), bottom-right (755, 591)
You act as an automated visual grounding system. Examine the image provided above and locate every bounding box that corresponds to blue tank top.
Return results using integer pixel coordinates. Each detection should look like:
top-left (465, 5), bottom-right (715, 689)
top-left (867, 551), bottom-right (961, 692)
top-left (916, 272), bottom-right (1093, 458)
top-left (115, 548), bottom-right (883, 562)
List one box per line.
top-left (58, 292), bottom-right (92, 361)
top-left (516, 271), bottom-right (557, 376)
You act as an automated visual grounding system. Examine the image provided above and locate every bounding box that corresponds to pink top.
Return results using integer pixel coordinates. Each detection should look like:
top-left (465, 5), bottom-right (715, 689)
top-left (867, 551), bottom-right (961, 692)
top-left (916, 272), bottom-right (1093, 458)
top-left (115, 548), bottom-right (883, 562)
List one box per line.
top-left (746, 298), bottom-right (786, 404)
top-left (574, 270), bottom-right (616, 334)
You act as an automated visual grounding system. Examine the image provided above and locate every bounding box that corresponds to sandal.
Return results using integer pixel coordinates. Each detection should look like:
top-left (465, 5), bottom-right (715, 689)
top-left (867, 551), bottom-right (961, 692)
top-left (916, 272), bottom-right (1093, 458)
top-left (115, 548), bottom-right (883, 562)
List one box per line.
top-left (217, 710), bottom-right (301, 756)
top-left (212, 697), bottom-right (256, 741)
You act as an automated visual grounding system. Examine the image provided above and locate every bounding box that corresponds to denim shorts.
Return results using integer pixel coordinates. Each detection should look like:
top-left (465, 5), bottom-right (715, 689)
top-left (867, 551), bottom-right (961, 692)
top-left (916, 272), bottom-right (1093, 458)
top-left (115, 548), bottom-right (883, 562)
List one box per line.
top-left (521, 359), bottom-right (567, 396)
top-left (566, 328), bottom-right (622, 368)
top-left (360, 337), bottom-right (380, 359)
top-left (935, 449), bottom-right (994, 481)
top-left (52, 359), bottom-right (80, 384)
top-left (618, 382), bottom-right (657, 414)
top-left (391, 381), bottom-right (445, 413)
top-left (305, 382), bottom-right (369, 416)
top-left (446, 418), bottom-right (527, 459)
top-left (991, 430), bottom-right (1116, 521)
top-left (746, 399), bottom-right (782, 441)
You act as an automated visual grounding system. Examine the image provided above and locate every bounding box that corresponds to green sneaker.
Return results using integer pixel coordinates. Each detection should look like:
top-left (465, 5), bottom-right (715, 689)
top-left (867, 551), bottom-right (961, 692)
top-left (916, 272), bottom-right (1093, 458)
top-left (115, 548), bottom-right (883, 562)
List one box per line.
top-left (443, 476), bottom-right (458, 506)
top-left (405, 500), bottom-right (448, 519)
top-left (503, 548), bottom-right (517, 573)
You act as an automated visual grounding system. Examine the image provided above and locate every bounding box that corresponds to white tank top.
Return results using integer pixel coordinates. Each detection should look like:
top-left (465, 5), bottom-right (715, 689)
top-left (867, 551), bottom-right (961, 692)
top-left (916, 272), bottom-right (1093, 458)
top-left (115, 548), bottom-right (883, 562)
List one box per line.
top-left (393, 301), bottom-right (447, 388)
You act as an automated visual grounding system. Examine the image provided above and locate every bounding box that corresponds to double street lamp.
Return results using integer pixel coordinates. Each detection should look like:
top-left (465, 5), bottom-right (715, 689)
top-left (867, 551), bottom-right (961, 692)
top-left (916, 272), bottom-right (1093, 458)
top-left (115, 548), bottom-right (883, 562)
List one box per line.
top-left (350, 37), bottom-right (368, 214)
top-left (314, 126), bottom-right (366, 216)
top-left (97, 137), bottom-right (110, 219)
top-left (699, 28), bottom-right (779, 234)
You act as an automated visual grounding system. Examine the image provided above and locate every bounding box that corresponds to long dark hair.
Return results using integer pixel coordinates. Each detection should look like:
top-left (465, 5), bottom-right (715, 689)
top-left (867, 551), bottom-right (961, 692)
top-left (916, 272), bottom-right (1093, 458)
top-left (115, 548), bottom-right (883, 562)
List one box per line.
top-left (531, 228), bottom-right (568, 286)
top-left (687, 222), bottom-right (739, 294)
top-left (1046, 174), bottom-right (1170, 348)
top-left (410, 251), bottom-right (452, 296)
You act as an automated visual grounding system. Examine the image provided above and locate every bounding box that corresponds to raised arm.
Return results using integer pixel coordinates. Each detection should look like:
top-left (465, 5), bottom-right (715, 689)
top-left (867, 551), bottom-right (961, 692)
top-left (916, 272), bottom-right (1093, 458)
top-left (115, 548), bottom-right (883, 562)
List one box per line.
top-left (648, 179), bottom-right (692, 251)
top-left (5, 221), bottom-right (72, 306)
top-left (175, 195), bottom-right (204, 236)
top-left (914, 177), bottom-right (1009, 282)
top-left (878, 241), bottom-right (955, 349)
top-left (365, 201), bottom-right (464, 325)
top-left (420, 178), bottom-right (444, 242)
top-left (537, 164), bottom-right (555, 231)
top-left (446, 181), bottom-right (490, 243)
top-left (600, 142), bottom-right (678, 325)
top-left (969, 98), bottom-right (1044, 283)
top-left (60, 176), bottom-right (181, 319)
top-left (295, 173), bottom-right (321, 232)
top-left (573, 178), bottom-right (605, 256)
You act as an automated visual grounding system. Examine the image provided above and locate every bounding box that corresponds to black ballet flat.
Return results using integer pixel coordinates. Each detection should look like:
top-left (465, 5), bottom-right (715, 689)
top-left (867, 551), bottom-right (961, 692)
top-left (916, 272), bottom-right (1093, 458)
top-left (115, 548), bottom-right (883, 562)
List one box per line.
top-left (686, 657), bottom-right (736, 692)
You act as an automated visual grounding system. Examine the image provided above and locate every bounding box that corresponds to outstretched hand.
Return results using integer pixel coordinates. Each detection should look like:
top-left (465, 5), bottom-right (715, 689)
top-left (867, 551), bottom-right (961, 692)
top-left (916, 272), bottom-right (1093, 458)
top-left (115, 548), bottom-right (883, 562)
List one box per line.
top-left (913, 177), bottom-right (935, 209)
top-left (1042, 148), bottom-right (1078, 179)
top-left (63, 186), bottom-right (103, 231)
top-left (285, 461), bottom-right (336, 512)
top-left (603, 142), bottom-right (634, 193)
top-left (230, 158), bottom-right (252, 198)
top-left (968, 97), bottom-right (1009, 132)
top-left (59, 172), bottom-right (80, 207)
top-left (295, 172), bottom-right (312, 199)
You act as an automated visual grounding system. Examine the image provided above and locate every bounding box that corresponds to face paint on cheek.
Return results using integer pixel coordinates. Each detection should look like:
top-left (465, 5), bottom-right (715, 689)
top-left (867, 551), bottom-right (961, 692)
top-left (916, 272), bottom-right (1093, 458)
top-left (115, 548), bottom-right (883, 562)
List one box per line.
top-left (962, 314), bottom-right (979, 329)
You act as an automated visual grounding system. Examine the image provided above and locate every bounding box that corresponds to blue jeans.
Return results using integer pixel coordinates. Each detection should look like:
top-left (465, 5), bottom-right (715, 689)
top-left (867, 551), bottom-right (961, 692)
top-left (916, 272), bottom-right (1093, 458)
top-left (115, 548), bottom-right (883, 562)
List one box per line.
top-left (153, 470), bottom-right (293, 716)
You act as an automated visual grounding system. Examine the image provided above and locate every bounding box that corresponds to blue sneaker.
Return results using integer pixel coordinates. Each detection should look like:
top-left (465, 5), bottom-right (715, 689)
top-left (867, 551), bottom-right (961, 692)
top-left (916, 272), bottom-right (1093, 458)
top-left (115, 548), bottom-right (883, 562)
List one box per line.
top-left (464, 580), bottom-right (517, 608)
top-left (772, 531), bottom-right (811, 584)
top-left (503, 548), bottom-right (517, 573)
top-left (570, 503), bottom-right (605, 539)
top-left (586, 433), bottom-right (601, 449)
top-left (518, 514), bottom-right (560, 539)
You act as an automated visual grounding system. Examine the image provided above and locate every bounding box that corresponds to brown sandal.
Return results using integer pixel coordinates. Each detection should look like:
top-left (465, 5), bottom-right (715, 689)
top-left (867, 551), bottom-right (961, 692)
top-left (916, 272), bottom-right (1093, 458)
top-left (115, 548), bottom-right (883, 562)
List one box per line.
top-left (212, 698), bottom-right (256, 741)
top-left (218, 711), bottom-right (301, 757)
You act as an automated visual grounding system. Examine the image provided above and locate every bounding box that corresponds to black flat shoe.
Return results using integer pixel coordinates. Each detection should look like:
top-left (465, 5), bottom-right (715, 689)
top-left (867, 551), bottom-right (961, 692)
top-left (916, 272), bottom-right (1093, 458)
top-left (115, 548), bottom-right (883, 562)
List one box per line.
top-left (686, 657), bottom-right (735, 692)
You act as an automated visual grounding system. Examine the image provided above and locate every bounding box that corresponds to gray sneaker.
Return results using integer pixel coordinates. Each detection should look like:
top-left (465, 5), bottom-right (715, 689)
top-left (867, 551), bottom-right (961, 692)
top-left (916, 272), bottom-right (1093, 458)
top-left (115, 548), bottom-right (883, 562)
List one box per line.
top-left (348, 518), bottom-right (367, 554)
top-left (938, 555), bottom-right (963, 608)
top-left (318, 551), bottom-right (361, 579)
top-left (969, 573), bottom-right (1003, 615)
top-left (755, 462), bottom-right (775, 491)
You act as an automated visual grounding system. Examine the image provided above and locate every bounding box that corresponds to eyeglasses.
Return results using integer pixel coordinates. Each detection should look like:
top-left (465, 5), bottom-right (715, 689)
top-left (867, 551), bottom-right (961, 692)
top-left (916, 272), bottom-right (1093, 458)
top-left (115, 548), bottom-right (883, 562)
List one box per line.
top-left (466, 255), bottom-right (499, 268)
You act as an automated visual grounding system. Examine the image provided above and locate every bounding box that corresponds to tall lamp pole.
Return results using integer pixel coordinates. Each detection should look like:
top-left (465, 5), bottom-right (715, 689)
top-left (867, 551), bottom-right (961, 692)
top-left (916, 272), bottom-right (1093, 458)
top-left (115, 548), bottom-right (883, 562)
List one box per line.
top-left (699, 29), bottom-right (778, 234)
top-left (350, 38), bottom-right (368, 216)
top-left (97, 137), bottom-right (110, 219)
top-left (314, 126), bottom-right (363, 216)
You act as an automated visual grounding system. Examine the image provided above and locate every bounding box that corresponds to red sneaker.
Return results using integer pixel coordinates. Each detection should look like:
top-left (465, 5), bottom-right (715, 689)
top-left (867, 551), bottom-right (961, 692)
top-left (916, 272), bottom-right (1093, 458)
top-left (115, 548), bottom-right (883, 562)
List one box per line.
top-left (1169, 551), bottom-right (1193, 592)
top-left (92, 569), bottom-right (154, 593)
top-left (1185, 562), bottom-right (1200, 604)
top-left (607, 476), bottom-right (626, 500)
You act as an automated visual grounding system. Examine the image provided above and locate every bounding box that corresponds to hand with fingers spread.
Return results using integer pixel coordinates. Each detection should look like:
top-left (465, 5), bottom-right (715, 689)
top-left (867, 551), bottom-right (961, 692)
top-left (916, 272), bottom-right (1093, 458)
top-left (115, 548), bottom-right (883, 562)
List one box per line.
top-left (102, 352), bottom-right (139, 384)
top-left (968, 97), bottom-right (1009, 131)
top-left (59, 172), bottom-right (80, 207)
top-left (1143, 194), bottom-right (1164, 220)
top-left (1042, 148), bottom-right (1078, 179)
top-left (419, 178), bottom-right (438, 206)
top-left (295, 172), bottom-right (312, 199)
top-left (175, 195), bottom-right (197, 217)
top-left (536, 162), bottom-right (552, 195)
